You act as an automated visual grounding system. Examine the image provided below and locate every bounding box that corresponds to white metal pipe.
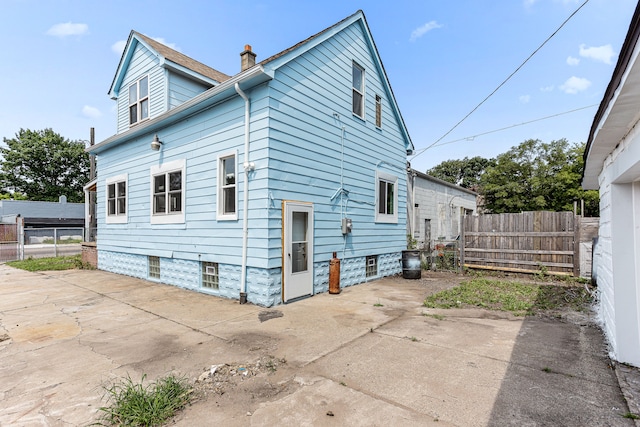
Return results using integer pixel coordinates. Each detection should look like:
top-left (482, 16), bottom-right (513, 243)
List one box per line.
top-left (235, 83), bottom-right (251, 300)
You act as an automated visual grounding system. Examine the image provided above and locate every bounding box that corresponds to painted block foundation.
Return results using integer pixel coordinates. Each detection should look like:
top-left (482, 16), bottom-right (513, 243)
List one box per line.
top-left (97, 250), bottom-right (401, 307)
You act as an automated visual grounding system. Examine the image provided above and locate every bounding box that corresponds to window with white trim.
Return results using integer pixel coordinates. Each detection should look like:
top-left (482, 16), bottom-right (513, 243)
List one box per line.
top-left (375, 171), bottom-right (398, 223)
top-left (352, 62), bottom-right (365, 118)
top-left (217, 151), bottom-right (237, 220)
top-left (105, 174), bottom-right (127, 224)
top-left (150, 159), bottom-right (185, 224)
top-left (129, 76), bottom-right (149, 125)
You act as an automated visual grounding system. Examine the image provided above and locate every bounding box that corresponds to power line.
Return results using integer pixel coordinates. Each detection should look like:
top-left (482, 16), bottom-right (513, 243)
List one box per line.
top-left (409, 104), bottom-right (598, 158)
top-left (412, 0), bottom-right (591, 160)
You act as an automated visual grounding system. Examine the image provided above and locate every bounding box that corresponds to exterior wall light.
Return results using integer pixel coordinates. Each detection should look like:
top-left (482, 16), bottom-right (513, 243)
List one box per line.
top-left (151, 134), bottom-right (162, 151)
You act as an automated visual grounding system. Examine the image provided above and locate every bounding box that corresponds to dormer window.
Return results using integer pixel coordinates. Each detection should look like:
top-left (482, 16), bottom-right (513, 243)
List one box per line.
top-left (129, 76), bottom-right (149, 125)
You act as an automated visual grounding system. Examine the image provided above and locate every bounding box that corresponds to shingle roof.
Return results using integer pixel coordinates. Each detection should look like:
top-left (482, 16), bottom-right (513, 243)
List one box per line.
top-left (134, 31), bottom-right (231, 84)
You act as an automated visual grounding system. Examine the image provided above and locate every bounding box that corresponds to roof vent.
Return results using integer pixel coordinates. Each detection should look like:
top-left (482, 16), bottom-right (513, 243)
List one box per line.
top-left (240, 45), bottom-right (256, 71)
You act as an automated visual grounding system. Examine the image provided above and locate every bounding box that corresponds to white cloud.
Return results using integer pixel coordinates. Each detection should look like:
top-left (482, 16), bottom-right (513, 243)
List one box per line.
top-left (540, 85), bottom-right (554, 92)
top-left (566, 56), bottom-right (580, 66)
top-left (111, 40), bottom-right (127, 55)
top-left (579, 44), bottom-right (615, 65)
top-left (410, 21), bottom-right (443, 42)
top-left (82, 105), bottom-right (102, 119)
top-left (560, 76), bottom-right (592, 94)
top-left (46, 22), bottom-right (88, 38)
top-left (519, 95), bottom-right (531, 104)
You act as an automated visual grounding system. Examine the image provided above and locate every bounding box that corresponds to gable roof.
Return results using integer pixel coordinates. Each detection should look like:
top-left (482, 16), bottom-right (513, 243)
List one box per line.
top-left (108, 31), bottom-right (231, 99)
top-left (582, 2), bottom-right (640, 189)
top-left (258, 10), bottom-right (414, 154)
top-left (92, 10), bottom-right (413, 155)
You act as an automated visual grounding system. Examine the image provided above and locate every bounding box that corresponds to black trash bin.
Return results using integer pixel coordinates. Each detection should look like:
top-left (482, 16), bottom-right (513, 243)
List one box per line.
top-left (402, 250), bottom-right (421, 279)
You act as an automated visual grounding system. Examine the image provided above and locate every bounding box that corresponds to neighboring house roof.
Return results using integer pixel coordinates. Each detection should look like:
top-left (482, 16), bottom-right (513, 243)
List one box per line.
top-left (411, 169), bottom-right (478, 196)
top-left (582, 2), bottom-right (640, 189)
top-left (92, 10), bottom-right (413, 155)
top-left (108, 30), bottom-right (231, 99)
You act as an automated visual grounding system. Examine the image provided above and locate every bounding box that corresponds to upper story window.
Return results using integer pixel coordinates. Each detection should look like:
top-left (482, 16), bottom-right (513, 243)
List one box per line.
top-left (217, 151), bottom-right (237, 221)
top-left (129, 76), bottom-right (149, 125)
top-left (150, 159), bottom-right (185, 224)
top-left (375, 95), bottom-right (382, 128)
top-left (352, 62), bottom-right (365, 118)
top-left (375, 171), bottom-right (398, 223)
top-left (105, 174), bottom-right (127, 224)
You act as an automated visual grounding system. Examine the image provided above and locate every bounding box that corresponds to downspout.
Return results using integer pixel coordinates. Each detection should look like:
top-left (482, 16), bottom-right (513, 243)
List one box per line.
top-left (235, 82), bottom-right (254, 303)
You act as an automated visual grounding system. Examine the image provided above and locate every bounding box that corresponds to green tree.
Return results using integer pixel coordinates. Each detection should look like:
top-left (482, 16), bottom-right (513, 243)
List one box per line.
top-left (0, 129), bottom-right (90, 203)
top-left (480, 139), bottom-right (599, 215)
top-left (426, 156), bottom-right (495, 190)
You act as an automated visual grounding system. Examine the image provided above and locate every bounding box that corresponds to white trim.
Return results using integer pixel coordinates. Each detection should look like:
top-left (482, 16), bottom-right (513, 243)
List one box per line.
top-left (217, 150), bottom-right (238, 221)
top-left (105, 173), bottom-right (128, 224)
top-left (150, 159), bottom-right (186, 224)
top-left (375, 170), bottom-right (398, 223)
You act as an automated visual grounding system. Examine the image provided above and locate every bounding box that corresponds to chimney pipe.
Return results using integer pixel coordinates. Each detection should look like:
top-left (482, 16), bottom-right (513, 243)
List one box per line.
top-left (240, 44), bottom-right (256, 71)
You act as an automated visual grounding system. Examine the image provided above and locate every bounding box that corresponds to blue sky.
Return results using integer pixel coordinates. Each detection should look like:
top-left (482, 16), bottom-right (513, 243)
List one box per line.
top-left (1, 0), bottom-right (636, 172)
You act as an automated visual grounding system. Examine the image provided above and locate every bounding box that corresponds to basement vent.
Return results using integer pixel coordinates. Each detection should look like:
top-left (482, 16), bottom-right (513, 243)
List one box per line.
top-left (148, 256), bottom-right (160, 279)
top-left (202, 262), bottom-right (219, 289)
top-left (366, 255), bottom-right (378, 278)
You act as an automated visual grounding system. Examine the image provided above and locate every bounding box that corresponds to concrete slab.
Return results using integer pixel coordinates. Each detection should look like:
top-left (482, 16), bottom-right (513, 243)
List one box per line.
top-left (0, 265), bottom-right (635, 426)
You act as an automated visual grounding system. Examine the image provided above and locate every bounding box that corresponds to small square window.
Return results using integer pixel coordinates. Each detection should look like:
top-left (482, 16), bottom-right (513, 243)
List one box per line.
top-left (366, 255), bottom-right (378, 278)
top-left (148, 256), bottom-right (160, 279)
top-left (202, 262), bottom-right (219, 289)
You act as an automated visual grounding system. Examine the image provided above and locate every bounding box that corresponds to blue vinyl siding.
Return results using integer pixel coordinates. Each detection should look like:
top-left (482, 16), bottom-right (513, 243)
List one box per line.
top-left (264, 21), bottom-right (407, 268)
top-left (116, 42), bottom-right (165, 133)
top-left (168, 72), bottom-right (211, 109)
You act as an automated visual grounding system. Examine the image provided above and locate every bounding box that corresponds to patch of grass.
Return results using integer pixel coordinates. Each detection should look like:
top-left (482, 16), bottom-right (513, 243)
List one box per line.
top-left (7, 254), bottom-right (92, 272)
top-left (373, 300), bottom-right (384, 307)
top-left (623, 412), bottom-right (640, 420)
top-left (95, 374), bottom-right (192, 427)
top-left (423, 278), bottom-right (593, 316)
top-left (423, 312), bottom-right (446, 321)
top-left (542, 367), bottom-right (553, 373)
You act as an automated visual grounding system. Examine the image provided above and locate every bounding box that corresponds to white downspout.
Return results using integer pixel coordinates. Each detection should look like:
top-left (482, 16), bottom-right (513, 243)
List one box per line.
top-left (235, 82), bottom-right (254, 303)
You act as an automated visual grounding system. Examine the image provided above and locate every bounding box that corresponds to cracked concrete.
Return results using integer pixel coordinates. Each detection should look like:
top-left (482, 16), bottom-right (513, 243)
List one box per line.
top-left (0, 265), bottom-right (636, 426)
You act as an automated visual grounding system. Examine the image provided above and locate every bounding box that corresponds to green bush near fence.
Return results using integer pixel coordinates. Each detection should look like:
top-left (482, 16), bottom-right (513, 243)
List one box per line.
top-left (41, 237), bottom-right (84, 244)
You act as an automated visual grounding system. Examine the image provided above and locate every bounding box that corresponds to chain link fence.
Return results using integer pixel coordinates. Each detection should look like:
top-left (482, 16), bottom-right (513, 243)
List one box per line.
top-left (23, 227), bottom-right (84, 259)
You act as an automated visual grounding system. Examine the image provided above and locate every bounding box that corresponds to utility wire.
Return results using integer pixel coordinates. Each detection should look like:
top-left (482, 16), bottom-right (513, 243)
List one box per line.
top-left (412, 0), bottom-right (591, 160)
top-left (409, 104), bottom-right (598, 158)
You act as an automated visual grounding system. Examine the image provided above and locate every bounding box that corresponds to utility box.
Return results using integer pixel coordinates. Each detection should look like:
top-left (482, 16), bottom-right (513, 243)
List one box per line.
top-left (341, 218), bottom-right (352, 234)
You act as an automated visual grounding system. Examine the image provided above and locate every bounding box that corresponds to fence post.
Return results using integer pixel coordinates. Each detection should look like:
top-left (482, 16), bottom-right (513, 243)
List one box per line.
top-left (573, 214), bottom-right (581, 277)
top-left (54, 228), bottom-right (58, 257)
top-left (459, 213), bottom-right (465, 272)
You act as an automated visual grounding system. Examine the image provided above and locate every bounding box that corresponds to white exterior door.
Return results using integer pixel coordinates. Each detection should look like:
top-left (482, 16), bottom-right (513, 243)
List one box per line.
top-left (283, 201), bottom-right (314, 302)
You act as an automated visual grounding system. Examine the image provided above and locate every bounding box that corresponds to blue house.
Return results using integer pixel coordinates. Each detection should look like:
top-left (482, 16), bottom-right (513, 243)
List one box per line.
top-left (88, 10), bottom-right (414, 306)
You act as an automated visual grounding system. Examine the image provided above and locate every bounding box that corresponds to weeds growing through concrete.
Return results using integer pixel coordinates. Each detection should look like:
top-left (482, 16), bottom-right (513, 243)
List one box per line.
top-left (94, 373), bottom-right (192, 426)
top-left (623, 412), bottom-right (640, 420)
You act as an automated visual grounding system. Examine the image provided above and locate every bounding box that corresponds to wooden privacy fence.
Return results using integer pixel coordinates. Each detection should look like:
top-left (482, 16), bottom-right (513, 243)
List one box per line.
top-left (462, 211), bottom-right (581, 276)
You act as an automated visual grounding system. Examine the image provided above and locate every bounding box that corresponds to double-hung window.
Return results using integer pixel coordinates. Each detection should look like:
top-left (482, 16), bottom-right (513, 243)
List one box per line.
top-left (129, 76), bottom-right (149, 125)
top-left (150, 159), bottom-right (185, 224)
top-left (352, 62), bottom-right (365, 118)
top-left (375, 171), bottom-right (398, 223)
top-left (105, 174), bottom-right (127, 224)
top-left (217, 151), bottom-right (237, 220)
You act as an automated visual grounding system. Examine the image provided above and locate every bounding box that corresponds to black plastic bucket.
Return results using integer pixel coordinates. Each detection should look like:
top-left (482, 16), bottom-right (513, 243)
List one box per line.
top-left (402, 250), bottom-right (421, 279)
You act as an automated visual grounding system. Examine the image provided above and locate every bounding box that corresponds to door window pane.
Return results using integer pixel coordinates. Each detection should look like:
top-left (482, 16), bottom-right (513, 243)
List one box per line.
top-left (292, 242), bottom-right (307, 273)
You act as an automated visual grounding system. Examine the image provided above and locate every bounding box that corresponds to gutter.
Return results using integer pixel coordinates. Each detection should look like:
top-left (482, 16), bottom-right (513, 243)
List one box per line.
top-left (235, 82), bottom-right (254, 304)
